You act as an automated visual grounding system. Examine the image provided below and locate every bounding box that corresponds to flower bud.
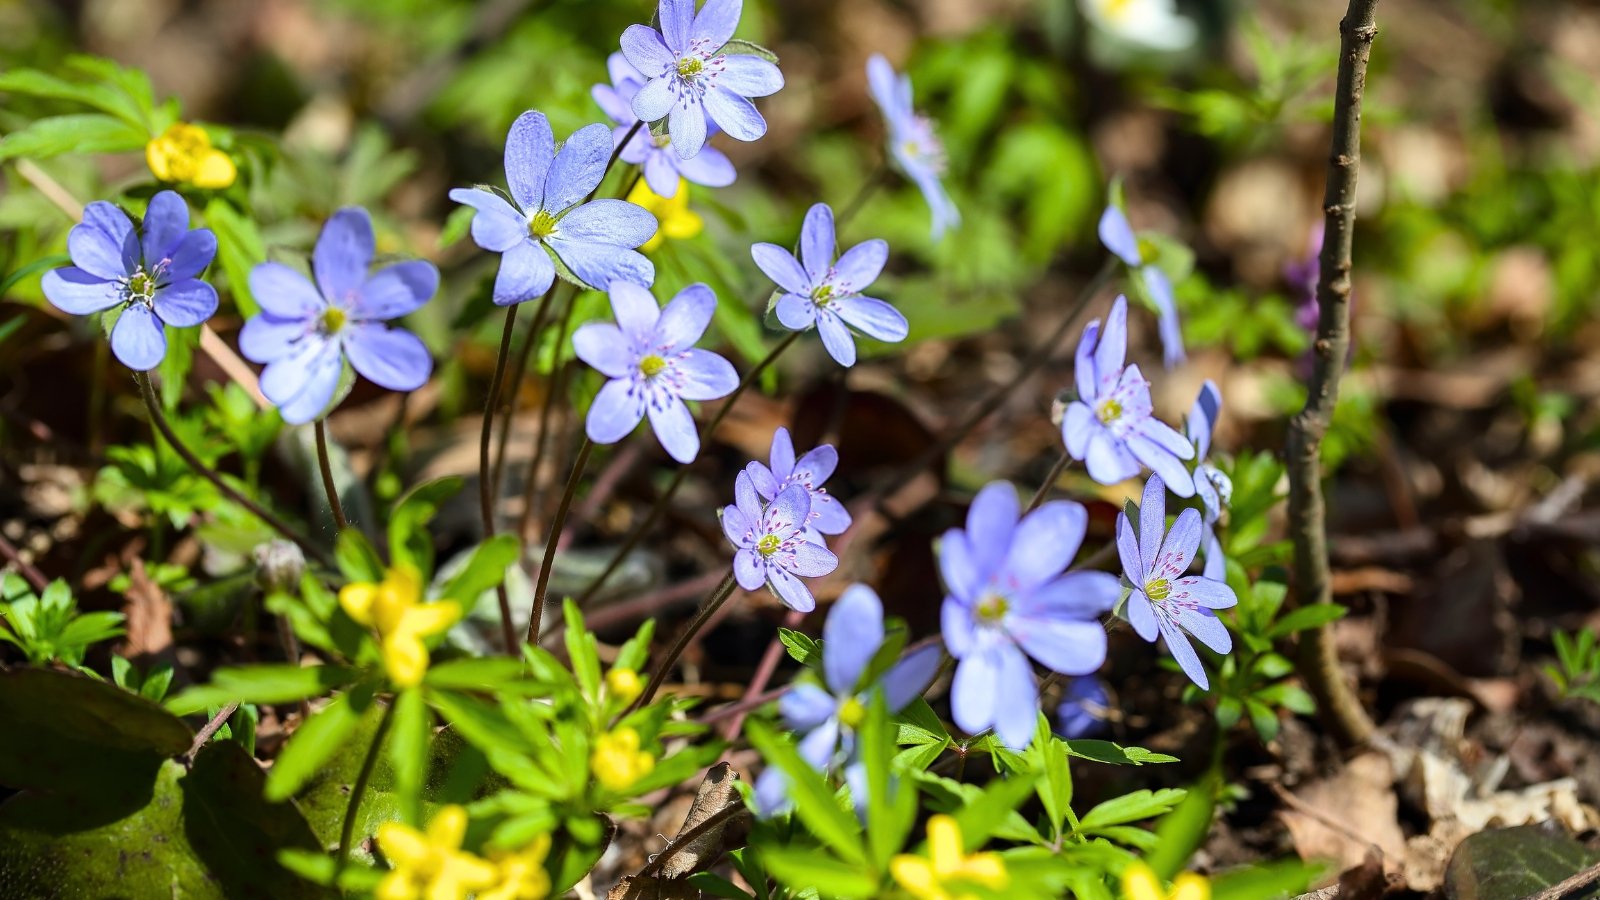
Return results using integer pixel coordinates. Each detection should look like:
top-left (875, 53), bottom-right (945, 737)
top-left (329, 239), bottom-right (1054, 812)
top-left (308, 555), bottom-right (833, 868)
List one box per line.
top-left (252, 540), bottom-right (305, 593)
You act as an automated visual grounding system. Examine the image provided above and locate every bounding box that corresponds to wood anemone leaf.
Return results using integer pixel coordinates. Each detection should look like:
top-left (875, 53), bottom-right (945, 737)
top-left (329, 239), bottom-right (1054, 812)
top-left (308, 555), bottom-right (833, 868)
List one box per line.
top-left (0, 742), bottom-right (331, 899)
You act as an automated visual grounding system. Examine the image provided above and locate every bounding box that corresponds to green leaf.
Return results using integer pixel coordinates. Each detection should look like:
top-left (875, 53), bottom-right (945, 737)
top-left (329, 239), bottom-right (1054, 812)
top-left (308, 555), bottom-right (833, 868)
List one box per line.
top-left (335, 529), bottom-right (385, 584)
top-left (204, 199), bottom-right (266, 318)
top-left (951, 771), bottom-right (1040, 849)
top-left (422, 657), bottom-right (527, 690)
top-left (862, 692), bottom-right (915, 872)
top-left (166, 665), bottom-right (358, 715)
top-left (387, 689), bottom-right (429, 825)
top-left (563, 599), bottom-right (602, 703)
top-left (1026, 714), bottom-right (1073, 841)
top-left (1146, 770), bottom-right (1221, 880)
top-left (1211, 859), bottom-right (1326, 900)
top-left (1444, 825), bottom-right (1600, 900)
top-left (719, 39), bottom-right (778, 64)
top-left (0, 113), bottom-right (148, 161)
top-left (1079, 788), bottom-right (1187, 832)
top-left (0, 254), bottom-right (72, 300)
top-left (264, 689), bottom-right (368, 801)
top-left (0, 68), bottom-right (146, 127)
top-left (1064, 739), bottom-right (1178, 766)
top-left (746, 720), bottom-right (866, 865)
top-left (778, 627), bottom-right (819, 664)
top-left (1266, 603), bottom-right (1347, 639)
top-left (438, 534), bottom-right (519, 604)
top-left (760, 846), bottom-right (878, 899)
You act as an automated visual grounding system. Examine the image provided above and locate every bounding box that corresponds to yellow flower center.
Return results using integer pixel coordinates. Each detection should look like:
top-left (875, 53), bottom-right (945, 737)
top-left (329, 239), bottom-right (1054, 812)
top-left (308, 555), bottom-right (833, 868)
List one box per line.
top-left (322, 305), bottom-right (347, 335)
top-left (677, 56), bottom-right (703, 78)
top-left (837, 696), bottom-right (866, 728)
top-left (1097, 398), bottom-right (1124, 424)
top-left (976, 593), bottom-right (1008, 624)
top-left (638, 353), bottom-right (667, 378)
top-left (812, 283), bottom-right (835, 306)
top-left (592, 727), bottom-right (656, 792)
top-left (144, 122), bottom-right (237, 189)
top-left (1145, 578), bottom-right (1171, 603)
top-left (527, 210), bottom-right (558, 240)
top-left (756, 534), bottom-right (781, 556)
top-left (125, 271), bottom-right (157, 303)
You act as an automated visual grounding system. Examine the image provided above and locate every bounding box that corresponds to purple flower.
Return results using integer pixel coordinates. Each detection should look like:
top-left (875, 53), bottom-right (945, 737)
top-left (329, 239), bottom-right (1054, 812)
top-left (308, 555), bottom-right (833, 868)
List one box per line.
top-left (239, 208), bottom-right (435, 425)
top-left (745, 427), bottom-right (851, 540)
top-left (1061, 295), bottom-right (1196, 496)
top-left (593, 52), bottom-right (737, 199)
top-left (1118, 474), bottom-right (1237, 690)
top-left (573, 281), bottom-right (737, 463)
top-left (1187, 380), bottom-right (1230, 581)
top-left (620, 0), bottom-right (784, 160)
top-left (939, 482), bottom-right (1121, 749)
top-left (867, 54), bottom-right (958, 240)
top-left (722, 474), bottom-right (838, 612)
top-left (1055, 676), bottom-right (1111, 740)
top-left (753, 583), bottom-right (941, 815)
top-left (41, 191), bottom-right (218, 371)
top-left (448, 111), bottom-right (656, 305)
top-left (1100, 203), bottom-right (1184, 368)
top-left (752, 203), bottom-right (907, 367)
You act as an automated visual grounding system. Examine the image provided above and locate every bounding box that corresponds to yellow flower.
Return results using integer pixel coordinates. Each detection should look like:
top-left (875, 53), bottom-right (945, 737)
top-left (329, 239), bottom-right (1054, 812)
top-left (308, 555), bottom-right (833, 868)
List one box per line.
top-left (1122, 863), bottom-right (1209, 900)
top-left (890, 815), bottom-right (1009, 900)
top-left (591, 727), bottom-right (656, 792)
top-left (605, 667), bottom-right (643, 705)
top-left (374, 805), bottom-right (499, 900)
top-left (480, 834), bottom-right (553, 900)
top-left (339, 564), bottom-right (461, 688)
top-left (627, 177), bottom-right (702, 252)
top-left (145, 122), bottom-right (236, 189)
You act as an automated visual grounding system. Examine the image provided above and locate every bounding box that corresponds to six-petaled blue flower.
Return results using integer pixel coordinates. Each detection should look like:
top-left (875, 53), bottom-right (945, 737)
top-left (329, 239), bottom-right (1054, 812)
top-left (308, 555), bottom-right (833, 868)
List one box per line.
top-left (449, 110), bottom-right (656, 304)
top-left (722, 473), bottom-right (838, 612)
top-left (867, 54), bottom-right (959, 240)
top-left (240, 208), bottom-right (436, 425)
top-left (1061, 295), bottom-right (1196, 495)
top-left (753, 583), bottom-right (941, 816)
top-left (573, 281), bottom-right (738, 464)
top-left (1187, 379), bottom-right (1231, 580)
top-left (745, 426), bottom-right (851, 542)
top-left (1118, 474), bottom-right (1238, 690)
top-left (621, 0), bottom-right (784, 159)
top-left (940, 482), bottom-right (1122, 749)
top-left (1100, 203), bottom-right (1185, 368)
top-left (593, 52), bottom-right (737, 198)
top-left (42, 191), bottom-right (219, 371)
top-left (752, 203), bottom-right (907, 367)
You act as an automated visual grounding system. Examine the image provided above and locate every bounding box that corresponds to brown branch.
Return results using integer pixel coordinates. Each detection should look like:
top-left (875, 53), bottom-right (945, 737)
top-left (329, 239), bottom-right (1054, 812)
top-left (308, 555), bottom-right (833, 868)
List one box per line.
top-left (0, 533), bottom-right (49, 593)
top-left (1527, 860), bottom-right (1600, 900)
top-left (1284, 0), bottom-right (1381, 748)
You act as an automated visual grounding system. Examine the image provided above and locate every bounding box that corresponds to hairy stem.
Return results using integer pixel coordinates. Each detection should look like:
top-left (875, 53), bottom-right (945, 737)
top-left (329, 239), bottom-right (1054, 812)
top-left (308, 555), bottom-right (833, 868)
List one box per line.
top-left (480, 304), bottom-right (523, 654)
top-left (517, 287), bottom-right (581, 544)
top-left (490, 284), bottom-right (561, 501)
top-left (526, 437), bottom-right (593, 645)
top-left (1027, 451), bottom-right (1074, 512)
top-left (628, 573), bottom-right (738, 714)
top-left (335, 700), bottom-right (395, 873)
top-left (134, 373), bottom-right (332, 568)
top-left (1284, 0), bottom-right (1381, 748)
top-left (574, 330), bottom-right (802, 608)
top-left (313, 421), bottom-right (348, 531)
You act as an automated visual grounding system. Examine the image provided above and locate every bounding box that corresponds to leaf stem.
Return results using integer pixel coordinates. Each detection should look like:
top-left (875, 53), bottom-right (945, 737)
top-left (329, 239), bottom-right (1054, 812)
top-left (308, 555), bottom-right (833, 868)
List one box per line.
top-left (526, 437), bottom-right (593, 646)
top-left (628, 573), bottom-right (738, 714)
top-left (313, 420), bottom-right (348, 531)
top-left (1027, 451), bottom-right (1074, 512)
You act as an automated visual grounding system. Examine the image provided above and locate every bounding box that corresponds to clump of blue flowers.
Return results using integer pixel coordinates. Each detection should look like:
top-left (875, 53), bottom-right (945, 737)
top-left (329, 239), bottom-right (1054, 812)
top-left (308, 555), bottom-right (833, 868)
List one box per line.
top-left (1188, 380), bottom-right (1230, 580)
top-left (745, 426), bottom-right (850, 541)
top-left (723, 471), bottom-right (838, 612)
top-left (42, 191), bottom-right (218, 371)
top-left (593, 52), bottom-right (737, 198)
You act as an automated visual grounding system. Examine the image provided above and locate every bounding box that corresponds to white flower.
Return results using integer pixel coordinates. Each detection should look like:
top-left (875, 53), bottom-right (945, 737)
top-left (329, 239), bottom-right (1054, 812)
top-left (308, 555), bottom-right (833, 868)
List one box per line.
top-left (1081, 0), bottom-right (1197, 52)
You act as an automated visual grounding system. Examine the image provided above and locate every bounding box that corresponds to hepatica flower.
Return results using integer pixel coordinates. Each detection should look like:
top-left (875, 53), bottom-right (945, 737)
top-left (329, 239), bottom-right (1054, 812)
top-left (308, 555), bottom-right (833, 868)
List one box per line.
top-left (42, 190), bottom-right (218, 371)
top-left (621, 0), bottom-right (784, 159)
top-left (722, 473), bottom-right (838, 612)
top-left (753, 584), bottom-right (940, 815)
top-left (1061, 295), bottom-right (1195, 495)
top-left (572, 281), bottom-right (737, 463)
top-left (240, 208), bottom-right (436, 425)
top-left (1055, 676), bottom-right (1111, 740)
top-left (1187, 380), bottom-right (1231, 580)
top-left (867, 54), bottom-right (959, 240)
top-left (745, 426), bottom-right (850, 540)
top-left (594, 51), bottom-right (736, 197)
top-left (449, 111), bottom-right (656, 305)
top-left (940, 482), bottom-right (1121, 749)
top-left (1100, 203), bottom-right (1185, 368)
top-left (1118, 474), bottom-right (1237, 690)
top-left (752, 203), bottom-right (907, 367)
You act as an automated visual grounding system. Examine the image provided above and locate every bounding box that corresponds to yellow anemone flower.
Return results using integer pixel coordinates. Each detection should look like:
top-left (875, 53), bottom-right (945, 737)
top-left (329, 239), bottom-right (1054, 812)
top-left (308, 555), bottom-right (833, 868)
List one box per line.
top-left (480, 834), bottom-right (553, 900)
top-left (890, 815), bottom-right (1009, 900)
top-left (145, 122), bottom-right (236, 189)
top-left (627, 177), bottom-right (702, 252)
top-left (374, 805), bottom-right (499, 900)
top-left (604, 667), bottom-right (643, 705)
top-left (339, 564), bottom-right (461, 688)
top-left (1122, 862), bottom-right (1209, 900)
top-left (591, 726), bottom-right (656, 792)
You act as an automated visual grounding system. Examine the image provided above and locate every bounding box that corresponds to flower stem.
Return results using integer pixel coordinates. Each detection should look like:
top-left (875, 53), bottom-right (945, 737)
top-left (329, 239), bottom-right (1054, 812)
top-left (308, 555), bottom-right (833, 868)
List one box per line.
top-left (516, 287), bottom-right (581, 545)
top-left (480, 304), bottom-right (523, 654)
top-left (490, 284), bottom-right (562, 501)
top-left (1027, 451), bottom-right (1074, 512)
top-left (1284, 0), bottom-right (1381, 749)
top-left (836, 163), bottom-right (889, 236)
top-left (335, 700), bottom-right (395, 875)
top-left (313, 420), bottom-right (348, 531)
top-left (574, 330), bottom-right (802, 609)
top-left (526, 437), bottom-right (592, 646)
top-left (134, 372), bottom-right (332, 568)
top-left (628, 572), bottom-right (738, 714)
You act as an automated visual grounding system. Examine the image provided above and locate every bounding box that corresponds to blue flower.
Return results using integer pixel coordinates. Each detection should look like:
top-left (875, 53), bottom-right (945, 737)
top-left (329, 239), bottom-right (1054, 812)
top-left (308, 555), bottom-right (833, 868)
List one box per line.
top-left (751, 203), bottom-right (907, 367)
top-left (1100, 203), bottom-right (1185, 368)
top-left (620, 0), bottom-right (784, 160)
top-left (41, 191), bottom-right (218, 371)
top-left (940, 482), bottom-right (1121, 749)
top-left (1118, 474), bottom-right (1237, 690)
top-left (449, 111), bottom-right (656, 304)
top-left (239, 208), bottom-right (436, 425)
top-left (745, 426), bottom-right (851, 541)
top-left (1055, 676), bottom-right (1111, 740)
top-left (1060, 295), bottom-right (1195, 495)
top-left (867, 54), bottom-right (959, 240)
top-left (753, 583), bottom-right (941, 816)
top-left (722, 474), bottom-right (838, 612)
top-left (572, 281), bottom-right (738, 463)
top-left (1186, 380), bottom-right (1230, 580)
top-left (593, 52), bottom-right (737, 198)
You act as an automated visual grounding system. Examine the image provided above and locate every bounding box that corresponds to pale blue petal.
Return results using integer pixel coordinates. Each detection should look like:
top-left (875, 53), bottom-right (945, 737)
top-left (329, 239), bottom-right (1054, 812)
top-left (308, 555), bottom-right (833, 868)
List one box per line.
top-left (1157, 614), bottom-right (1208, 689)
top-left (505, 111), bottom-right (555, 211)
top-left (621, 24), bottom-right (675, 77)
top-left (992, 641), bottom-right (1039, 749)
top-left (939, 530), bottom-right (980, 604)
top-left (656, 282), bottom-right (716, 349)
top-left (1098, 205), bottom-right (1142, 267)
top-left (68, 209), bottom-right (135, 280)
top-left (151, 278), bottom-right (217, 327)
top-left (648, 395), bottom-right (699, 463)
top-left (249, 262), bottom-right (324, 320)
top-left (543, 123), bottom-right (613, 213)
top-left (1175, 575), bottom-right (1237, 611)
top-left (1010, 618), bottom-right (1106, 677)
top-left (831, 296), bottom-right (907, 343)
top-left (1129, 435), bottom-right (1196, 499)
top-left (355, 260), bottom-right (437, 320)
top-left (161, 229), bottom-right (216, 281)
top-left (878, 644), bottom-right (941, 712)
top-left (832, 239), bottom-right (887, 292)
top-left (1139, 473), bottom-right (1166, 577)
top-left (1116, 512), bottom-right (1144, 584)
top-left (659, 0), bottom-right (693, 52)
top-left (746, 461), bottom-right (780, 500)
top-left (493, 240), bottom-right (555, 305)
top-left (675, 349), bottom-right (736, 401)
top-left (110, 304), bottom-right (165, 370)
top-left (607, 280), bottom-right (662, 340)
top-left (811, 494), bottom-right (850, 534)
top-left (548, 238), bottom-right (655, 291)
top-left (1094, 295), bottom-right (1128, 381)
top-left (677, 145), bottom-right (736, 187)
top-left (769, 427), bottom-right (796, 478)
top-left (788, 539), bottom-right (838, 579)
top-left (692, 0), bottom-right (741, 49)
top-left (701, 86), bottom-right (764, 142)
top-left (313, 208), bottom-right (374, 302)
top-left (1144, 267), bottom-right (1186, 368)
top-left (775, 294), bottom-right (816, 331)
top-left (669, 98), bottom-right (708, 159)
top-left (1175, 604), bottom-right (1232, 654)
top-left (1126, 592), bottom-right (1158, 642)
top-left (140, 191), bottom-right (189, 263)
top-left (631, 74), bottom-right (676, 124)
top-left (769, 567), bottom-right (816, 613)
top-left (1061, 402), bottom-right (1095, 460)
top-left (752, 243), bottom-right (811, 294)
top-left (276, 347), bottom-right (345, 426)
top-left (815, 312), bottom-right (856, 366)
top-left (238, 314), bottom-right (308, 364)
top-left (586, 378), bottom-right (644, 444)
top-left (448, 188), bottom-right (526, 253)
top-left (824, 584), bottom-right (884, 694)
top-left (733, 549), bottom-right (764, 590)
top-left (41, 267), bottom-right (118, 315)
top-left (718, 54), bottom-right (783, 98)
top-left (965, 481), bottom-right (1019, 579)
top-left (1084, 430), bottom-right (1140, 485)
top-left (1188, 379), bottom-right (1221, 460)
top-left (344, 324), bottom-right (431, 391)
top-left (1019, 571), bottom-right (1121, 620)
top-left (573, 323), bottom-right (632, 378)
top-left (753, 768), bottom-right (791, 817)
top-left (642, 152), bottom-right (681, 196)
top-left (799, 204), bottom-right (835, 283)
top-left (779, 682), bottom-right (836, 731)
top-left (1002, 501), bottom-right (1086, 590)
top-left (941, 594), bottom-right (975, 658)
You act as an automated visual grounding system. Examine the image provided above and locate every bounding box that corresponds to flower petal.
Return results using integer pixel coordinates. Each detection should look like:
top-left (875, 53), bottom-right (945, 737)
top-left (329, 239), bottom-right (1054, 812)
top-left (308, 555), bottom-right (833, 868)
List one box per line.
top-left (249, 262), bottom-right (325, 320)
top-left (621, 23), bottom-right (675, 76)
top-left (69, 205), bottom-right (136, 280)
top-left (1174, 603), bottom-right (1232, 654)
top-left (1073, 318), bottom-right (1101, 402)
top-left (815, 312), bottom-right (857, 366)
top-left (140, 191), bottom-right (189, 263)
top-left (675, 348), bottom-right (737, 401)
top-left (787, 539), bottom-right (838, 579)
top-left (151, 278), bottom-right (218, 327)
top-left (655, 282), bottom-right (716, 349)
top-left (767, 426), bottom-right (796, 478)
top-left (659, 0), bottom-right (693, 52)
top-left (791, 444), bottom-right (835, 485)
top-left (774, 294), bottom-right (816, 331)
top-left (1098, 205), bottom-right (1142, 267)
top-left (493, 240), bottom-right (556, 305)
top-left (768, 567), bottom-right (816, 613)
top-left (593, 82), bottom-right (636, 127)
top-left (631, 74), bottom-right (676, 124)
top-left (693, 0), bottom-right (741, 49)
top-left (669, 99), bottom-right (708, 159)
top-left (543, 123), bottom-right (613, 213)
top-left (753, 768), bottom-right (791, 818)
top-left (344, 324), bottom-right (431, 391)
top-left (832, 239), bottom-right (887, 291)
top-left (1020, 571), bottom-right (1122, 619)
top-left (752, 244), bottom-right (811, 294)
top-left (866, 55), bottom-right (904, 118)
top-left (677, 144), bottom-right (736, 187)
top-left (355, 261), bottom-right (438, 320)
top-left (313, 208), bottom-right (374, 302)
top-left (550, 237), bottom-right (656, 292)
top-left (641, 151), bottom-right (680, 196)
top-left (1011, 617), bottom-right (1107, 677)
top-left (1129, 434), bottom-right (1196, 498)
top-left (721, 500), bottom-right (753, 547)
top-left (717, 54), bottom-right (783, 98)
top-left (573, 323), bottom-right (632, 378)
top-left (1144, 267), bottom-right (1186, 368)
top-left (1188, 379), bottom-right (1222, 460)
top-left (701, 86), bottom-right (765, 142)
top-left (1085, 430), bottom-right (1140, 486)
top-left (1094, 295), bottom-right (1128, 382)
top-left (831, 295), bottom-right (907, 343)
top-left (161, 229), bottom-right (217, 281)
top-left (1126, 592), bottom-right (1158, 642)
top-left (606, 281), bottom-right (661, 340)
top-left (41, 267), bottom-right (118, 315)
top-left (238, 314), bottom-right (309, 363)
top-left (647, 395), bottom-right (699, 463)
top-left (799, 203), bottom-right (835, 284)
top-left (110, 304), bottom-right (166, 370)
top-left (448, 188), bottom-right (526, 253)
top-left (505, 111), bottom-right (555, 211)
top-left (941, 593), bottom-right (975, 658)
top-left (779, 682), bottom-right (836, 731)
top-left (878, 644), bottom-right (941, 713)
top-left (965, 481), bottom-right (1019, 580)
top-left (275, 345), bottom-right (345, 426)
top-left (1156, 508), bottom-right (1203, 576)
top-left (824, 584), bottom-right (884, 694)
top-left (1139, 473), bottom-right (1166, 579)
top-left (733, 549), bottom-right (764, 590)
top-left (796, 715), bottom-right (838, 769)
top-left (810, 494), bottom-right (851, 534)
top-left (1157, 614), bottom-right (1208, 689)
top-left (586, 378), bottom-right (644, 444)
top-left (1061, 402), bottom-right (1095, 459)
top-left (558, 198), bottom-right (659, 249)
top-left (1116, 512), bottom-right (1143, 584)
top-left (765, 483), bottom-right (811, 538)
top-left (1002, 500), bottom-right (1087, 590)
top-left (735, 468), bottom-right (763, 521)
top-left (1174, 574), bottom-right (1236, 610)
